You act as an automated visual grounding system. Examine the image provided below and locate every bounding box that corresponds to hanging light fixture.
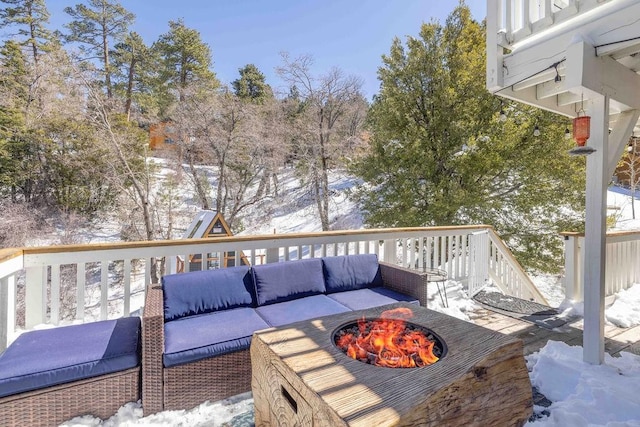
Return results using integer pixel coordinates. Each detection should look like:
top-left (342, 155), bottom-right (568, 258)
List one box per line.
top-left (569, 97), bottom-right (596, 156)
top-left (499, 101), bottom-right (507, 122)
top-left (533, 125), bottom-right (541, 137)
top-left (564, 128), bottom-right (571, 139)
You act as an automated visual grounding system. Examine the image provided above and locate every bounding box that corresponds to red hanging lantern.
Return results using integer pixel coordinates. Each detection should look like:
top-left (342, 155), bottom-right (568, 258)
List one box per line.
top-left (573, 114), bottom-right (591, 147)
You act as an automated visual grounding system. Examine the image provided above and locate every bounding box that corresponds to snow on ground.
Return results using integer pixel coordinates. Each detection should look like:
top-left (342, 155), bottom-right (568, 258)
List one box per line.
top-left (526, 341), bottom-right (640, 426)
top-left (605, 283), bottom-right (640, 328)
top-left (237, 169), bottom-right (362, 236)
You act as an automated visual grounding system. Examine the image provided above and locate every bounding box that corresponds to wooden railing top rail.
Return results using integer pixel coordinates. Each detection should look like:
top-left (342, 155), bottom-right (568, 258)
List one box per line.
top-left (0, 248), bottom-right (22, 264)
top-left (4, 225), bottom-right (493, 256)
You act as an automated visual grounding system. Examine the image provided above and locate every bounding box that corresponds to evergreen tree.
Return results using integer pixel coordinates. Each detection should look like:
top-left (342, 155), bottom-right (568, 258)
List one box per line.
top-left (64, 0), bottom-right (135, 98)
top-left (0, 0), bottom-right (54, 64)
top-left (232, 64), bottom-right (273, 104)
top-left (111, 31), bottom-right (154, 121)
top-left (0, 40), bottom-right (30, 201)
top-left (352, 3), bottom-right (584, 272)
top-left (154, 19), bottom-right (218, 112)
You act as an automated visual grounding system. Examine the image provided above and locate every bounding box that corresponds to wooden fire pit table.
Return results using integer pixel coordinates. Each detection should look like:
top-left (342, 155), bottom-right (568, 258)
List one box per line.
top-left (250, 302), bottom-right (532, 427)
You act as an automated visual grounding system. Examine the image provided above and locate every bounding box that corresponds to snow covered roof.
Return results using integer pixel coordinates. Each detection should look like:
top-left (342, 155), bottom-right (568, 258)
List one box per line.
top-left (183, 211), bottom-right (232, 239)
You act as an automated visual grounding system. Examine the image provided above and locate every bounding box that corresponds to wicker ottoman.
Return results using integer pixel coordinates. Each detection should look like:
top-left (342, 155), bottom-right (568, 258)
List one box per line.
top-left (0, 317), bottom-right (141, 427)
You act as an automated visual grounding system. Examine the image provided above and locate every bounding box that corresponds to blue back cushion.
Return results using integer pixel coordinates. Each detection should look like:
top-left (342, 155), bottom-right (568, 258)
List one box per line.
top-left (252, 258), bottom-right (326, 306)
top-left (162, 266), bottom-right (255, 322)
top-left (322, 254), bottom-right (383, 293)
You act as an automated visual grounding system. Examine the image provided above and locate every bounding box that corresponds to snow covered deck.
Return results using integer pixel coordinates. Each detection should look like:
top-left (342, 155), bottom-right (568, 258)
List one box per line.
top-left (474, 305), bottom-right (640, 357)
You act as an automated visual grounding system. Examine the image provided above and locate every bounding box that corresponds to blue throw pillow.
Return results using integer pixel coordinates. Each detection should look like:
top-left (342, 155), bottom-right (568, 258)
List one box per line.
top-left (162, 266), bottom-right (255, 322)
top-left (322, 254), bottom-right (383, 293)
top-left (252, 258), bottom-right (326, 306)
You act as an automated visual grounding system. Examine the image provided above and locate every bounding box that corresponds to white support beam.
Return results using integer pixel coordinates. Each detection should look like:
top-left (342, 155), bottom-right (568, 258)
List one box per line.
top-left (536, 78), bottom-right (568, 99)
top-left (512, 68), bottom-right (555, 91)
top-left (617, 56), bottom-right (640, 73)
top-left (583, 94), bottom-right (609, 365)
top-left (566, 41), bottom-right (640, 110)
top-left (607, 110), bottom-right (640, 179)
top-left (486, 0), bottom-right (504, 93)
top-left (557, 91), bottom-right (583, 107)
top-left (596, 39), bottom-right (640, 60)
top-left (495, 85), bottom-right (578, 118)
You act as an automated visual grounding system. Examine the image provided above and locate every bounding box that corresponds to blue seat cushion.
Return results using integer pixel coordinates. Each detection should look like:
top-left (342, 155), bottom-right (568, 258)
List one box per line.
top-left (163, 307), bottom-right (270, 368)
top-left (162, 266), bottom-right (255, 322)
top-left (322, 254), bottom-right (383, 293)
top-left (252, 258), bottom-right (326, 306)
top-left (327, 287), bottom-right (419, 311)
top-left (0, 317), bottom-right (141, 398)
top-left (255, 295), bottom-right (350, 327)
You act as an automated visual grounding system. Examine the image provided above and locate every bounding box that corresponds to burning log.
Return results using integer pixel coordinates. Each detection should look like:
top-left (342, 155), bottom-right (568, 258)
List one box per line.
top-left (334, 308), bottom-right (445, 368)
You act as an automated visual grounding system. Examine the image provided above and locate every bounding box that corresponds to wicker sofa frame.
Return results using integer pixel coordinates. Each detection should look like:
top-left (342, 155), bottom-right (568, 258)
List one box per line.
top-left (0, 366), bottom-right (140, 427)
top-left (142, 261), bottom-right (429, 415)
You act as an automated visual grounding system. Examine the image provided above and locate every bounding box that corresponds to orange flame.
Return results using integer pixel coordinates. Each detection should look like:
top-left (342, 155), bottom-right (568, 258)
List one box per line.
top-left (336, 308), bottom-right (440, 368)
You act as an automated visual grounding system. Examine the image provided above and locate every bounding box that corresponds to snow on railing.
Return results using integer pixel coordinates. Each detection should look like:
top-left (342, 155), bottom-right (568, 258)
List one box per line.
top-left (0, 225), bottom-right (541, 350)
top-left (562, 230), bottom-right (640, 303)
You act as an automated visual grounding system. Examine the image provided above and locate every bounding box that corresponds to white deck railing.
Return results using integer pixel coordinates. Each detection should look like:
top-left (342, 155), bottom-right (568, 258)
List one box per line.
top-left (0, 225), bottom-right (544, 351)
top-left (491, 0), bottom-right (614, 47)
top-left (563, 230), bottom-right (640, 302)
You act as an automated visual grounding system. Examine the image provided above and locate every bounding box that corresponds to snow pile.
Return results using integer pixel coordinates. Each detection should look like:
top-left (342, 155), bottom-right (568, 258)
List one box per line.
top-left (526, 341), bottom-right (640, 426)
top-left (605, 283), bottom-right (640, 328)
top-left (426, 280), bottom-right (482, 322)
top-left (61, 393), bottom-right (253, 427)
top-left (555, 283), bottom-right (640, 329)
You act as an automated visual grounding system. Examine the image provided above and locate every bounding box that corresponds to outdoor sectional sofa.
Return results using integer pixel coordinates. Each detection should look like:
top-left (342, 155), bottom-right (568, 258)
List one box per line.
top-left (142, 253), bottom-right (429, 415)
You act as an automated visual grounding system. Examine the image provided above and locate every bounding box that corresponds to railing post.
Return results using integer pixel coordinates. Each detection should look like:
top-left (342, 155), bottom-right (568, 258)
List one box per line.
top-left (25, 266), bottom-right (46, 328)
top-left (383, 239), bottom-right (397, 264)
top-left (468, 231), bottom-right (490, 297)
top-left (0, 275), bottom-right (16, 351)
top-left (266, 247), bottom-right (279, 264)
top-left (563, 234), bottom-right (582, 302)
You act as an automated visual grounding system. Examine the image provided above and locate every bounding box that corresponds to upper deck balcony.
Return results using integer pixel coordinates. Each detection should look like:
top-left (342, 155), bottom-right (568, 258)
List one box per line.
top-left (487, 0), bottom-right (640, 134)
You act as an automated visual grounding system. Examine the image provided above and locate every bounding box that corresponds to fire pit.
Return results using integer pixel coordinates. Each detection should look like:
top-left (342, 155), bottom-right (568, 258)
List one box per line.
top-left (333, 307), bottom-right (446, 368)
top-left (251, 302), bottom-right (532, 426)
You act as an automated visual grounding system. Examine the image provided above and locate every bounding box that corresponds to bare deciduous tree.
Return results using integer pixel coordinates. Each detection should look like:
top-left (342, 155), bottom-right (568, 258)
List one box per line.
top-left (174, 86), bottom-right (285, 230)
top-left (277, 53), bottom-right (366, 230)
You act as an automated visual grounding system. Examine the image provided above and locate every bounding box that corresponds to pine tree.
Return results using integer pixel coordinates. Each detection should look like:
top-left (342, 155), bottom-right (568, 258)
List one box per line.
top-left (232, 64), bottom-right (273, 104)
top-left (64, 0), bottom-right (134, 98)
top-left (352, 3), bottom-right (584, 272)
top-left (111, 31), bottom-right (154, 121)
top-left (154, 19), bottom-right (218, 112)
top-left (0, 40), bottom-right (30, 201)
top-left (0, 0), bottom-right (54, 64)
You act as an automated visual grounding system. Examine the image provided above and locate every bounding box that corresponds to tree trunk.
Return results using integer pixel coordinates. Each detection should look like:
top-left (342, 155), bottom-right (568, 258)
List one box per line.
top-left (27, 4), bottom-right (39, 65)
top-left (631, 159), bottom-right (636, 220)
top-left (124, 57), bottom-right (135, 120)
top-left (187, 153), bottom-right (210, 210)
top-left (102, 21), bottom-right (112, 98)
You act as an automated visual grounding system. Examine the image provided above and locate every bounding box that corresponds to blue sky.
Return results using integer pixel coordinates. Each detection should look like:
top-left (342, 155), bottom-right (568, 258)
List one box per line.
top-left (47, 1), bottom-right (486, 100)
